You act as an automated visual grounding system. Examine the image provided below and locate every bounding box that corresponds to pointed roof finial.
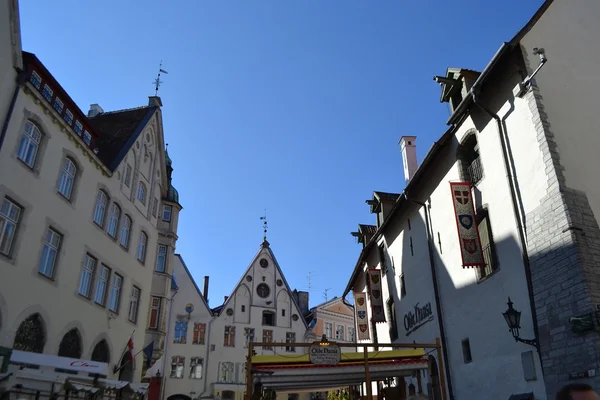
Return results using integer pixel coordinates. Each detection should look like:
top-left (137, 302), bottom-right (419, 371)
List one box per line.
top-left (153, 61), bottom-right (168, 96)
top-left (260, 209), bottom-right (268, 242)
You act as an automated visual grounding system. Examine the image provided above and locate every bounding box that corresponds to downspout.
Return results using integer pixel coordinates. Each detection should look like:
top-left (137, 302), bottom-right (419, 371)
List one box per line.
top-left (0, 70), bottom-right (25, 153)
top-left (160, 287), bottom-right (179, 400)
top-left (201, 318), bottom-right (213, 397)
top-left (472, 90), bottom-right (543, 363)
top-left (409, 197), bottom-right (455, 400)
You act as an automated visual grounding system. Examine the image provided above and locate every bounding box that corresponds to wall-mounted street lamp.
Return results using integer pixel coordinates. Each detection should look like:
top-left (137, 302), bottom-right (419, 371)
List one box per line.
top-left (502, 298), bottom-right (538, 348)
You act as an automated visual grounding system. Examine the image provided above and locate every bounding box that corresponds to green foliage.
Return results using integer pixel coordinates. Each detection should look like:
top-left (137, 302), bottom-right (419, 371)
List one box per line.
top-left (327, 389), bottom-right (350, 400)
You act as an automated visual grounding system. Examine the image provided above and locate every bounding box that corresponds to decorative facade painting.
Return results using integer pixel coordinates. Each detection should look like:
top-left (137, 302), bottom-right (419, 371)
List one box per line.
top-left (450, 182), bottom-right (485, 268)
top-left (353, 292), bottom-right (370, 340)
top-left (367, 268), bottom-right (386, 323)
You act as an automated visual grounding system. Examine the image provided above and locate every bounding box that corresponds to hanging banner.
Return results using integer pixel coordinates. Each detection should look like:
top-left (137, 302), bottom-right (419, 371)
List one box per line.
top-left (368, 268), bottom-right (386, 323)
top-left (450, 182), bottom-right (485, 268)
top-left (353, 292), bottom-right (370, 340)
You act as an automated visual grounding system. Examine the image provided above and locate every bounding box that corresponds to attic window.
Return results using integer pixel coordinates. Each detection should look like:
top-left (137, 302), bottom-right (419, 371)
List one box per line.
top-left (458, 134), bottom-right (483, 185)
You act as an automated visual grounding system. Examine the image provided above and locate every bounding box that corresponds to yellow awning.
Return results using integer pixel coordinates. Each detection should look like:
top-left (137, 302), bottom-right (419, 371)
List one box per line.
top-left (251, 348), bottom-right (426, 365)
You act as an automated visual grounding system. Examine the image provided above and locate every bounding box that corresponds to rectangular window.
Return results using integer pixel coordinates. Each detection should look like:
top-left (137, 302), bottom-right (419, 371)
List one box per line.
top-left (53, 97), bottom-right (64, 114)
top-left (170, 356), bottom-right (184, 378)
top-left (124, 164), bottom-right (132, 187)
top-left (219, 362), bottom-right (234, 383)
top-left (38, 228), bottom-right (61, 278)
top-left (156, 245), bottom-right (167, 272)
top-left (193, 323), bottom-right (206, 344)
top-left (477, 213), bottom-right (498, 280)
top-left (174, 321), bottom-right (188, 343)
top-left (462, 338), bottom-right (472, 363)
top-left (324, 322), bottom-right (333, 339)
top-left (0, 198), bottom-right (22, 257)
top-left (128, 286), bottom-right (140, 323)
top-left (244, 328), bottom-right (255, 348)
top-left (74, 120), bottom-right (83, 136)
top-left (263, 330), bottom-right (273, 350)
top-left (41, 84), bottom-right (53, 102)
top-left (94, 265), bottom-right (110, 306)
top-left (64, 109), bottom-right (73, 126)
top-left (190, 357), bottom-right (203, 379)
top-left (387, 298), bottom-right (398, 341)
top-left (78, 254), bottom-right (96, 298)
top-left (149, 297), bottom-right (161, 329)
top-left (162, 205), bottom-right (172, 221)
top-left (285, 332), bottom-right (296, 352)
top-left (335, 325), bottom-right (345, 341)
top-left (241, 305), bottom-right (246, 312)
top-left (281, 309), bottom-right (286, 317)
top-left (400, 274), bottom-right (406, 299)
top-left (30, 71), bottom-right (42, 89)
top-left (83, 130), bottom-right (92, 145)
top-left (348, 327), bottom-right (356, 342)
top-left (224, 326), bottom-right (235, 347)
top-left (108, 273), bottom-right (122, 313)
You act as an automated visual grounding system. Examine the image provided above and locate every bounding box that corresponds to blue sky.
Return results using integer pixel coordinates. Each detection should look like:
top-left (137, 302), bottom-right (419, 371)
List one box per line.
top-left (19, 0), bottom-right (543, 308)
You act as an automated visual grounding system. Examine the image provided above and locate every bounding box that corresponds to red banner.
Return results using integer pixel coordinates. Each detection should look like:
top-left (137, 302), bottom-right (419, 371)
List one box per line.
top-left (450, 182), bottom-right (485, 268)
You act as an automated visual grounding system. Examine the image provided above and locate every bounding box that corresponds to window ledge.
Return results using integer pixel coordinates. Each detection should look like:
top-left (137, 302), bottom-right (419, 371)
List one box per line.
top-left (476, 268), bottom-right (500, 284)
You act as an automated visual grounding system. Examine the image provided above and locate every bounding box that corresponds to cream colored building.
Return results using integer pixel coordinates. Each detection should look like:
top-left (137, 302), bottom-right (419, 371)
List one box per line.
top-left (0, 2), bottom-right (182, 383)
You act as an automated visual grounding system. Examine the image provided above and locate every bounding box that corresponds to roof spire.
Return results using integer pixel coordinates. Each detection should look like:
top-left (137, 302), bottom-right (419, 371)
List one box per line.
top-left (153, 61), bottom-right (168, 96)
top-left (260, 210), bottom-right (268, 244)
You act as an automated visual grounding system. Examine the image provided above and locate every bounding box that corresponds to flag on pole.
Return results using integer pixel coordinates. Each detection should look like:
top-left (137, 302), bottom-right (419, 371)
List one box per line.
top-left (127, 335), bottom-right (134, 361)
top-left (159, 69), bottom-right (168, 74)
top-left (143, 341), bottom-right (155, 368)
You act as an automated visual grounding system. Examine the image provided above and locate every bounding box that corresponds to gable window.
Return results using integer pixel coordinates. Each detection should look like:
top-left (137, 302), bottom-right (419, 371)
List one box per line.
top-left (119, 215), bottom-right (131, 249)
top-left (128, 286), bottom-right (140, 323)
top-left (281, 309), bottom-right (286, 317)
top-left (74, 120), bottom-right (83, 136)
top-left (93, 190), bottom-right (108, 226)
top-left (57, 157), bottom-right (77, 200)
top-left (263, 330), bottom-right (273, 350)
top-left (53, 97), bottom-right (64, 114)
top-left (348, 327), bottom-right (356, 342)
top-left (219, 362), bottom-right (234, 383)
top-left (156, 245), bottom-right (167, 272)
top-left (94, 265), bottom-right (110, 306)
top-left (241, 305), bottom-right (246, 312)
top-left (224, 326), bottom-right (235, 347)
top-left (64, 109), bottom-right (73, 126)
top-left (387, 298), bottom-right (398, 341)
top-left (0, 198), bottom-right (22, 257)
top-left (244, 328), bottom-right (255, 348)
top-left (137, 182), bottom-right (147, 205)
top-left (174, 321), bottom-right (188, 343)
top-left (137, 231), bottom-right (147, 263)
top-left (285, 332), bottom-right (296, 352)
top-left (335, 325), bottom-right (345, 341)
top-left (476, 209), bottom-right (498, 280)
top-left (149, 297), bottom-right (161, 329)
top-left (78, 254), bottom-right (96, 298)
top-left (106, 203), bottom-right (121, 238)
top-left (17, 121), bottom-right (42, 168)
top-left (124, 164), bottom-right (132, 187)
top-left (41, 84), bottom-right (53, 102)
top-left (108, 273), bottom-right (122, 313)
top-left (190, 357), bottom-right (203, 379)
top-left (170, 356), bottom-right (184, 378)
top-left (38, 228), bottom-right (61, 278)
top-left (262, 311), bottom-right (275, 326)
top-left (30, 71), bottom-right (42, 89)
top-left (193, 323), bottom-right (206, 344)
top-left (162, 205), bottom-right (172, 222)
top-left (324, 322), bottom-right (333, 339)
top-left (458, 134), bottom-right (483, 185)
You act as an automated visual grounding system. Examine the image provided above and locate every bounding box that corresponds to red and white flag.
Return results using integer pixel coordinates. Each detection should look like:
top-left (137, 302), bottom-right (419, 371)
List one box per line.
top-left (127, 335), bottom-right (134, 361)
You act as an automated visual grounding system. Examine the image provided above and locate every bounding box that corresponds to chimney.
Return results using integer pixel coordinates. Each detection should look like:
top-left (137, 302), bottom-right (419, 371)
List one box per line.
top-left (87, 104), bottom-right (104, 118)
top-left (295, 290), bottom-right (309, 315)
top-left (148, 96), bottom-right (163, 107)
top-left (399, 136), bottom-right (418, 183)
top-left (203, 276), bottom-right (209, 302)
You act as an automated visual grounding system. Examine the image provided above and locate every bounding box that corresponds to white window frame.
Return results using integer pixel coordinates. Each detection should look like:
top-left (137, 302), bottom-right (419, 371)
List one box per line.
top-left (53, 97), bottom-right (64, 114)
top-left (78, 254), bottom-right (96, 298)
top-left (149, 297), bottom-right (161, 329)
top-left (74, 120), bottom-right (83, 136)
top-left (170, 356), bottom-right (185, 378)
top-left (30, 71), bottom-right (42, 89)
top-left (162, 205), bottom-right (172, 222)
top-left (156, 245), bottom-right (167, 273)
top-left (106, 203), bottom-right (121, 238)
top-left (41, 84), bottom-right (53, 102)
top-left (93, 190), bottom-right (108, 226)
top-left (64, 109), bottom-right (73, 126)
top-left (38, 228), bottom-right (61, 278)
top-left (324, 322), bottom-right (333, 339)
top-left (57, 158), bottom-right (77, 200)
top-left (137, 231), bottom-right (147, 262)
top-left (83, 130), bottom-right (92, 145)
top-left (128, 286), bottom-right (140, 323)
top-left (0, 198), bottom-right (22, 257)
top-left (17, 121), bottom-right (42, 168)
top-left (335, 325), bottom-right (345, 341)
top-left (119, 215), bottom-right (131, 248)
top-left (348, 327), bottom-right (356, 342)
top-left (94, 265), bottom-right (110, 305)
top-left (190, 357), bottom-right (203, 379)
top-left (108, 273), bottom-right (122, 313)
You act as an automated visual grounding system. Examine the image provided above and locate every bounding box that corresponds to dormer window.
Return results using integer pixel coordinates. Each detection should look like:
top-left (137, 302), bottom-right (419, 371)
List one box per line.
top-left (41, 84), bottom-right (53, 103)
top-left (457, 134), bottom-right (483, 185)
top-left (30, 71), bottom-right (42, 89)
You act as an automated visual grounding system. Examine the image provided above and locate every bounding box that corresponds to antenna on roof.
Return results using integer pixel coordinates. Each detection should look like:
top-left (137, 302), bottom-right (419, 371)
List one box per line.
top-left (323, 288), bottom-right (332, 302)
top-left (153, 61), bottom-right (168, 96)
top-left (259, 209), bottom-right (268, 241)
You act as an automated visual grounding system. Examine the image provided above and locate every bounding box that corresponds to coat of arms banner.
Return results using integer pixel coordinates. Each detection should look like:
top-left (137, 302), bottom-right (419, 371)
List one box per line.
top-left (367, 268), bottom-right (386, 323)
top-left (353, 291), bottom-right (370, 340)
top-left (450, 182), bottom-right (485, 268)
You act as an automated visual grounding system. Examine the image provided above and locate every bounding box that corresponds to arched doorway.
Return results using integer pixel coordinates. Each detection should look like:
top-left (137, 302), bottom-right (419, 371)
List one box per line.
top-left (57, 329), bottom-right (82, 373)
top-left (118, 352), bottom-right (134, 382)
top-left (91, 340), bottom-right (110, 363)
top-left (13, 313), bottom-right (46, 353)
top-left (427, 355), bottom-right (442, 400)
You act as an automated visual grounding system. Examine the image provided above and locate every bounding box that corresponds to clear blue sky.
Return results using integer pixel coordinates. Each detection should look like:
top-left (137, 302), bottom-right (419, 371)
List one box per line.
top-left (19, 0), bottom-right (543, 308)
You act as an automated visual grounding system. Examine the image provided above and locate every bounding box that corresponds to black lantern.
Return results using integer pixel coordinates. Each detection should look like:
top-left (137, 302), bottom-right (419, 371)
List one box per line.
top-left (502, 297), bottom-right (538, 348)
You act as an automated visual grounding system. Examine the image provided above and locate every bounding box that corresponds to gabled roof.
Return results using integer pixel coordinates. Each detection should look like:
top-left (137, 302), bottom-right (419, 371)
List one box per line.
top-left (310, 296), bottom-right (354, 312)
top-left (358, 224), bottom-right (377, 235)
top-left (89, 106), bottom-right (158, 171)
top-left (373, 191), bottom-right (401, 202)
top-left (215, 240), bottom-right (309, 329)
top-left (174, 254), bottom-right (212, 315)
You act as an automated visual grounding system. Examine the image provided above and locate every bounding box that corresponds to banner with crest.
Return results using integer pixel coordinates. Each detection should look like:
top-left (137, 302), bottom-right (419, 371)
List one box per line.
top-left (353, 292), bottom-right (370, 340)
top-left (367, 268), bottom-right (386, 323)
top-left (450, 182), bottom-right (485, 268)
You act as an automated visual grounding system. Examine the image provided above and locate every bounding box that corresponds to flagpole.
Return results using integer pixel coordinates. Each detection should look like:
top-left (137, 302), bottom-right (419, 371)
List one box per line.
top-left (114, 330), bottom-right (135, 375)
top-left (114, 346), bottom-right (148, 374)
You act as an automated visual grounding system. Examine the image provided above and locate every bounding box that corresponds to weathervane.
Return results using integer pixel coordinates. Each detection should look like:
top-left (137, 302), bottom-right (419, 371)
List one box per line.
top-left (259, 210), bottom-right (268, 241)
top-left (153, 61), bottom-right (168, 96)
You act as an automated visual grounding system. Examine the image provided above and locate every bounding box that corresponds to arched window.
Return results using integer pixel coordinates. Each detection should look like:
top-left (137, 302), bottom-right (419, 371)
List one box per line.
top-left (13, 313), bottom-right (45, 353)
top-left (106, 203), bottom-right (121, 238)
top-left (17, 121), bottom-right (42, 168)
top-left (137, 182), bottom-right (147, 205)
top-left (119, 215), bottom-right (131, 248)
top-left (457, 133), bottom-right (483, 184)
top-left (91, 339), bottom-right (110, 363)
top-left (58, 329), bottom-right (82, 359)
top-left (93, 190), bottom-right (108, 226)
top-left (57, 157), bottom-right (77, 200)
top-left (137, 231), bottom-right (148, 262)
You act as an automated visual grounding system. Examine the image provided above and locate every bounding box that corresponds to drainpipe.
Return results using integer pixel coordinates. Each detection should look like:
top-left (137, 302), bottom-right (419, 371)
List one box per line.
top-left (472, 90), bottom-right (543, 363)
top-left (201, 318), bottom-right (213, 397)
top-left (408, 196), bottom-right (455, 400)
top-left (160, 287), bottom-right (179, 400)
top-left (0, 70), bottom-right (25, 153)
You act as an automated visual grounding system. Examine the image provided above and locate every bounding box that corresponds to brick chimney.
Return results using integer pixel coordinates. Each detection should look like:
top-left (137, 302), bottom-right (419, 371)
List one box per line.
top-left (87, 104), bottom-right (104, 118)
top-left (399, 136), bottom-right (418, 184)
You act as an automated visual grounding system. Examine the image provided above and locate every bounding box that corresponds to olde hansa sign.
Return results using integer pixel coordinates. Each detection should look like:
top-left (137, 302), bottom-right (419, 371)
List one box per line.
top-left (404, 302), bottom-right (434, 336)
top-left (309, 342), bottom-right (342, 365)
